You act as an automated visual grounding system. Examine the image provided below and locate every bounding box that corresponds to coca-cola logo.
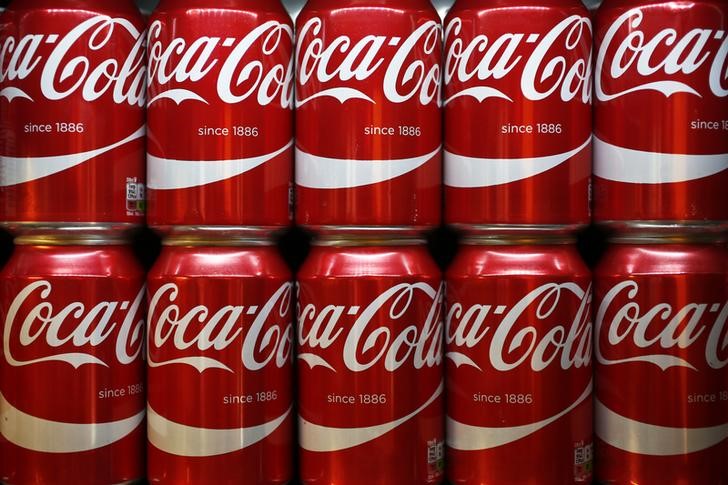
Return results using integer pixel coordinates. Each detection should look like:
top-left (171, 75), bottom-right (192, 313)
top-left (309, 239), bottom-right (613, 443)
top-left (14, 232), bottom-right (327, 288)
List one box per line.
top-left (295, 17), bottom-right (441, 107)
top-left (297, 283), bottom-right (443, 372)
top-left (0, 15), bottom-right (146, 106)
top-left (146, 20), bottom-right (293, 108)
top-left (595, 8), bottom-right (728, 100)
top-left (444, 15), bottom-right (592, 104)
top-left (3, 281), bottom-right (145, 368)
top-left (446, 282), bottom-right (592, 372)
top-left (596, 280), bottom-right (728, 370)
top-left (147, 282), bottom-right (293, 373)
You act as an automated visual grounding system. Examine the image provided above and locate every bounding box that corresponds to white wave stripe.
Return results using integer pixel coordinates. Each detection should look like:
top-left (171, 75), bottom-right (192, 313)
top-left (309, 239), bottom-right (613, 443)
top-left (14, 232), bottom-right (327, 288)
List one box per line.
top-left (148, 88), bottom-right (209, 106)
top-left (148, 405), bottom-right (291, 457)
top-left (597, 352), bottom-right (697, 372)
top-left (298, 353), bottom-right (336, 372)
top-left (0, 126), bottom-right (146, 186)
top-left (295, 87), bottom-right (374, 108)
top-left (296, 146), bottom-right (441, 189)
top-left (11, 351), bottom-right (108, 369)
top-left (596, 399), bottom-right (728, 456)
top-left (594, 137), bottom-right (728, 184)
top-left (598, 80), bottom-right (701, 101)
top-left (447, 380), bottom-right (592, 451)
top-left (300, 380), bottom-right (443, 452)
top-left (445, 137), bottom-right (591, 188)
top-left (0, 87), bottom-right (33, 102)
top-left (443, 86), bottom-right (513, 105)
top-left (0, 392), bottom-right (143, 453)
top-left (148, 140), bottom-right (293, 190)
top-left (147, 355), bottom-right (233, 373)
top-left (445, 352), bottom-right (482, 371)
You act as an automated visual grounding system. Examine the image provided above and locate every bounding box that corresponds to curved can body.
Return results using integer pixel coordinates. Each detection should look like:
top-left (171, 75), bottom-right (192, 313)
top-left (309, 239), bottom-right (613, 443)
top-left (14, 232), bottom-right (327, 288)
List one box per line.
top-left (0, 0), bottom-right (146, 232)
top-left (0, 238), bottom-right (146, 485)
top-left (294, 0), bottom-right (442, 230)
top-left (594, 239), bottom-right (728, 484)
top-left (446, 240), bottom-right (593, 484)
top-left (146, 240), bottom-right (294, 485)
top-left (297, 239), bottom-right (444, 485)
top-left (444, 0), bottom-right (592, 231)
top-left (146, 0), bottom-right (294, 232)
top-left (593, 0), bottom-right (728, 227)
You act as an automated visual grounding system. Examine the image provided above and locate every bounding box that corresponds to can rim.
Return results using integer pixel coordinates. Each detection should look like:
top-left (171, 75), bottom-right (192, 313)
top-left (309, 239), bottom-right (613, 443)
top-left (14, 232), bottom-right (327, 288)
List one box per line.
top-left (152, 225), bottom-right (285, 238)
top-left (313, 234), bottom-right (426, 246)
top-left (609, 232), bottom-right (726, 244)
top-left (597, 220), bottom-right (728, 234)
top-left (15, 234), bottom-right (130, 246)
top-left (163, 234), bottom-right (274, 247)
top-left (450, 223), bottom-right (585, 236)
top-left (304, 225), bottom-right (429, 237)
top-left (461, 234), bottom-right (576, 245)
top-left (1, 222), bottom-right (140, 237)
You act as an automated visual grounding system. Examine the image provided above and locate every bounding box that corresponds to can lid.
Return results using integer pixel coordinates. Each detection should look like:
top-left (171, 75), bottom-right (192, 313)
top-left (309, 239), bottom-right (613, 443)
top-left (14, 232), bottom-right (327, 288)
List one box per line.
top-left (461, 234), bottom-right (576, 245)
top-left (15, 234), bottom-right (130, 246)
top-left (313, 233), bottom-right (426, 246)
top-left (610, 232), bottom-right (726, 244)
top-left (163, 234), bottom-right (274, 247)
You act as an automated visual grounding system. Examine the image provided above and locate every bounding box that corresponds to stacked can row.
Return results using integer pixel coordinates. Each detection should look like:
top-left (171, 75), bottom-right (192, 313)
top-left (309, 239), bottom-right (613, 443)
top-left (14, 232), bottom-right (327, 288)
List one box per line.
top-left (1, 233), bottom-right (725, 485)
top-left (1, 0), bottom-right (726, 233)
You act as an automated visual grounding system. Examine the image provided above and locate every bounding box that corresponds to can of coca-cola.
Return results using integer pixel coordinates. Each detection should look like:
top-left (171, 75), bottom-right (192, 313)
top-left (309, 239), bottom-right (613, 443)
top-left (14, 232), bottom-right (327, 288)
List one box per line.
top-left (146, 0), bottom-right (293, 233)
top-left (0, 0), bottom-right (146, 234)
top-left (594, 233), bottom-right (728, 484)
top-left (446, 235), bottom-right (593, 484)
top-left (0, 234), bottom-right (146, 485)
top-left (146, 235), bottom-right (294, 485)
top-left (593, 0), bottom-right (728, 229)
top-left (297, 235), bottom-right (444, 484)
top-left (294, 0), bottom-right (442, 231)
top-left (444, 0), bottom-right (592, 232)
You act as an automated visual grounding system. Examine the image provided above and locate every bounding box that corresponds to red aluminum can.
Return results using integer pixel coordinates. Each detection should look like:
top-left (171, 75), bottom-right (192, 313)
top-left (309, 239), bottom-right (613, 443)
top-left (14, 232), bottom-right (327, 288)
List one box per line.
top-left (444, 0), bottom-right (592, 232)
top-left (146, 235), bottom-right (294, 485)
top-left (446, 236), bottom-right (593, 485)
top-left (594, 234), bottom-right (728, 484)
top-left (0, 0), bottom-right (146, 233)
top-left (593, 0), bottom-right (728, 228)
top-left (0, 234), bottom-right (146, 485)
top-left (297, 236), bottom-right (444, 485)
top-left (294, 0), bottom-right (442, 231)
top-left (146, 0), bottom-right (293, 232)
